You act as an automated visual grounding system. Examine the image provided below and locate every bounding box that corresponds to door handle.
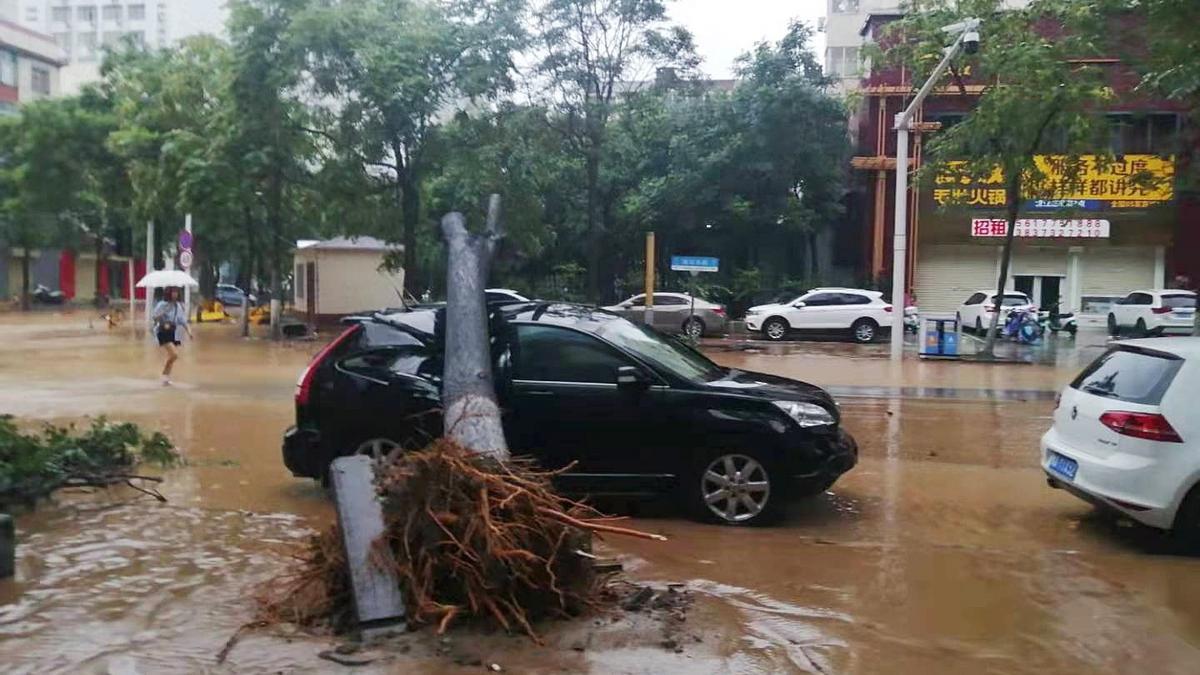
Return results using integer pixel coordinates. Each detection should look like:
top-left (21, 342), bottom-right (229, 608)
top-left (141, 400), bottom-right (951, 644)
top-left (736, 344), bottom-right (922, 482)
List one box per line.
top-left (526, 390), bottom-right (556, 397)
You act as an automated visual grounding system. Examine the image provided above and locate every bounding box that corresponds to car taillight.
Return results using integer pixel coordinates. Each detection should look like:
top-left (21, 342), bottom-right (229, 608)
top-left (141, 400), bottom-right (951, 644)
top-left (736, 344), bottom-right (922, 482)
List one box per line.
top-left (1054, 392), bottom-right (1061, 409)
top-left (296, 325), bottom-right (360, 406)
top-left (1151, 306), bottom-right (1172, 314)
top-left (985, 304), bottom-right (996, 312)
top-left (713, 306), bottom-right (726, 317)
top-left (1099, 411), bottom-right (1183, 443)
top-left (883, 305), bottom-right (893, 312)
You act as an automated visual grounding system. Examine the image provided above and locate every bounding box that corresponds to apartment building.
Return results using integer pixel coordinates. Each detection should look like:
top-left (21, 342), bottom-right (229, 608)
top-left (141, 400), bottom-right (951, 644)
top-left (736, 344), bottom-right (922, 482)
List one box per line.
top-left (0, 18), bottom-right (65, 113)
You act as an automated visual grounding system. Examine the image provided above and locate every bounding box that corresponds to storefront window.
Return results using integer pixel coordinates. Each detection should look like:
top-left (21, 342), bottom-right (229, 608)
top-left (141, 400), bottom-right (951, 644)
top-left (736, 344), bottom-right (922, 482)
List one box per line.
top-left (0, 51), bottom-right (16, 88)
top-left (1081, 296), bottom-right (1121, 315)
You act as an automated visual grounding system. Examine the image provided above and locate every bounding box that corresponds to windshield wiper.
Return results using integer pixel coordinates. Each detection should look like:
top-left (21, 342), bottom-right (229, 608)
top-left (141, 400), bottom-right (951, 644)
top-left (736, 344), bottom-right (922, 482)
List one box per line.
top-left (1081, 384), bottom-right (1119, 398)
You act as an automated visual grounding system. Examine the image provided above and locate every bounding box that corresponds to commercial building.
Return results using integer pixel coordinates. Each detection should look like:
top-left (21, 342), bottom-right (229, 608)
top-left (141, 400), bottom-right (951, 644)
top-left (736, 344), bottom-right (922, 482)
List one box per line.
top-left (294, 238), bottom-right (406, 324)
top-left (0, 17), bottom-right (65, 112)
top-left (847, 12), bottom-right (1196, 319)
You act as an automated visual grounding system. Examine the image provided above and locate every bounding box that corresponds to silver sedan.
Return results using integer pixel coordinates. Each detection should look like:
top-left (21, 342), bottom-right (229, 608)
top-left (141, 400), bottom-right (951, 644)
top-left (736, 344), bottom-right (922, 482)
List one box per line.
top-left (603, 292), bottom-right (728, 338)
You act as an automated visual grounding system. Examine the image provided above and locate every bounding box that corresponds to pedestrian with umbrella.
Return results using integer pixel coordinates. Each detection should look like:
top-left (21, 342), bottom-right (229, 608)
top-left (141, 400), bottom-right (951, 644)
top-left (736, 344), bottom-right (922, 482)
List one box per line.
top-left (137, 270), bottom-right (198, 386)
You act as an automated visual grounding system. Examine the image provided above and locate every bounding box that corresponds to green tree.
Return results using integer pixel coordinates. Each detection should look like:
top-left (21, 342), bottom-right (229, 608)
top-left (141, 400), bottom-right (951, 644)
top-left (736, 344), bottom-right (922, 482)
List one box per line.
top-left (0, 95), bottom-right (119, 310)
top-left (292, 0), bottom-right (526, 295)
top-left (533, 0), bottom-right (698, 300)
top-left (881, 0), bottom-right (1113, 356)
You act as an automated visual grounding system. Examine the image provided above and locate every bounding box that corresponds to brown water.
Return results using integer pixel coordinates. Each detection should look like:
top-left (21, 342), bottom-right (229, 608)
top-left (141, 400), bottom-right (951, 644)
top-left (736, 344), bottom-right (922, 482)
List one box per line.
top-left (2, 312), bottom-right (1199, 673)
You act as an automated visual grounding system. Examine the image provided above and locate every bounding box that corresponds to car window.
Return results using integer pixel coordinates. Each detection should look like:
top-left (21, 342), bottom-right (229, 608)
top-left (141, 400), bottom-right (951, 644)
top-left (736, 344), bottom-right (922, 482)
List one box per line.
top-left (1134, 293), bottom-right (1155, 306)
top-left (1162, 294), bottom-right (1196, 309)
top-left (627, 296), bottom-right (646, 307)
top-left (1071, 347), bottom-right (1184, 405)
top-left (656, 295), bottom-right (688, 306)
top-left (838, 293), bottom-right (871, 305)
top-left (804, 293), bottom-right (840, 307)
top-left (514, 325), bottom-right (632, 383)
top-left (992, 294), bottom-right (1029, 307)
top-left (485, 291), bottom-right (513, 303)
top-left (965, 293), bottom-right (984, 305)
top-left (358, 322), bottom-right (426, 349)
top-left (596, 319), bottom-right (723, 382)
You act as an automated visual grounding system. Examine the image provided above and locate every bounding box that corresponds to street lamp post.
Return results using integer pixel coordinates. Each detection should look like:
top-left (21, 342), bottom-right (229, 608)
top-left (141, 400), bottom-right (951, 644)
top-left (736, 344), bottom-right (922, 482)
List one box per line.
top-left (889, 18), bottom-right (981, 361)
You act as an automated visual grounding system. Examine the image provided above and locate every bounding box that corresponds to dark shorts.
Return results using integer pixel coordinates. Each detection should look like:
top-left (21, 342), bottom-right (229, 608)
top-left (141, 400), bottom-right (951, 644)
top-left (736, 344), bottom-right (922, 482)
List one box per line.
top-left (156, 330), bottom-right (180, 347)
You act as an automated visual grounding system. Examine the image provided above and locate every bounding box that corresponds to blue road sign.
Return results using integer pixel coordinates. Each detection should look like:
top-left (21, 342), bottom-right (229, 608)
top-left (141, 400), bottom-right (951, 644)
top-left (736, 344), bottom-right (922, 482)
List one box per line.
top-left (670, 256), bottom-right (720, 273)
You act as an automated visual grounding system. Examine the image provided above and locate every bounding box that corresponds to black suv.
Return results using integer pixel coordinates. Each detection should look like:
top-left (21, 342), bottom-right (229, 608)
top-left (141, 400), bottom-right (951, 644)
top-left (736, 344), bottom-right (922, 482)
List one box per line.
top-left (283, 303), bottom-right (857, 525)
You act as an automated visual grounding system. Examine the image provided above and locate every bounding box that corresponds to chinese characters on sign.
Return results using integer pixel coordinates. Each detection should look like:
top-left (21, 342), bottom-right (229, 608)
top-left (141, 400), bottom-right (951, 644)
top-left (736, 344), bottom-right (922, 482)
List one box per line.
top-left (970, 219), bottom-right (1111, 239)
top-left (934, 155), bottom-right (1174, 209)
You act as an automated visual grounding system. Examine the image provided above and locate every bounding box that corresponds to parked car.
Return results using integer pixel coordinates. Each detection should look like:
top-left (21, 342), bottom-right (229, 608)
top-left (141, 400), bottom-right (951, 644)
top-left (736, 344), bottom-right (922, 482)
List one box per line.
top-left (214, 284), bottom-right (256, 308)
top-left (1107, 289), bottom-right (1196, 337)
top-left (956, 290), bottom-right (1035, 335)
top-left (283, 303), bottom-right (857, 525)
top-left (1043, 339), bottom-right (1200, 549)
top-left (603, 292), bottom-right (728, 338)
top-left (484, 288), bottom-right (530, 305)
top-left (744, 288), bottom-right (894, 343)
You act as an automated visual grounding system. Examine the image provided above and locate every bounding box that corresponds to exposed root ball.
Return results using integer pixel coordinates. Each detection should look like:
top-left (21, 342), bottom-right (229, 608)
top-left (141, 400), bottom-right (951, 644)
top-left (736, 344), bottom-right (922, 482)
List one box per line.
top-left (258, 440), bottom-right (659, 639)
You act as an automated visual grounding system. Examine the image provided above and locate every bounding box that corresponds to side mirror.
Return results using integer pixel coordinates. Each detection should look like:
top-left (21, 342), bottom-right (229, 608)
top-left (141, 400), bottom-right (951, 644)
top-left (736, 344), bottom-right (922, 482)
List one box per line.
top-left (792, 301), bottom-right (807, 309)
top-left (616, 365), bottom-right (649, 389)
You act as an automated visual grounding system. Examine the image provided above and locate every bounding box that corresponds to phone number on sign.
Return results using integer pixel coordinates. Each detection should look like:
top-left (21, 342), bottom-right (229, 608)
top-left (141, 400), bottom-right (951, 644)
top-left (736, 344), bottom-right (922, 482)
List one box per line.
top-left (970, 218), bottom-right (1111, 239)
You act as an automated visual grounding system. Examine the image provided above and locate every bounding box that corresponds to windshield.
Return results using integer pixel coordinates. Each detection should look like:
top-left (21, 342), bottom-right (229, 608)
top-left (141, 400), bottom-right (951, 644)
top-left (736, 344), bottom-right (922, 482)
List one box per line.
top-left (597, 320), bottom-right (723, 382)
top-left (1163, 294), bottom-right (1196, 310)
top-left (1071, 347), bottom-right (1183, 405)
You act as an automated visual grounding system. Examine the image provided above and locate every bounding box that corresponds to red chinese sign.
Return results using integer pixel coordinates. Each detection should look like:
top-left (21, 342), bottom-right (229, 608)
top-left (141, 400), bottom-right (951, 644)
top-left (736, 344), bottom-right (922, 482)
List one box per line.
top-left (970, 218), bottom-right (1111, 239)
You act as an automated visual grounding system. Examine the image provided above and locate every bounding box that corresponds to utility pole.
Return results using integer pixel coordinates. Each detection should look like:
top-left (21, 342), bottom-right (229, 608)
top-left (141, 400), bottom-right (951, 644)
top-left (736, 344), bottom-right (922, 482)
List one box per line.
top-left (145, 220), bottom-right (154, 336)
top-left (645, 232), bottom-right (656, 327)
top-left (889, 18), bottom-right (981, 361)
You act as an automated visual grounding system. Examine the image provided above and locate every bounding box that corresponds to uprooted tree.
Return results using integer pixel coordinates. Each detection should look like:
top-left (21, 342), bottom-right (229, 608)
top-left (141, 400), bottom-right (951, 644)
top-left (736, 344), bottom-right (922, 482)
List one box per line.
top-left (257, 194), bottom-right (663, 641)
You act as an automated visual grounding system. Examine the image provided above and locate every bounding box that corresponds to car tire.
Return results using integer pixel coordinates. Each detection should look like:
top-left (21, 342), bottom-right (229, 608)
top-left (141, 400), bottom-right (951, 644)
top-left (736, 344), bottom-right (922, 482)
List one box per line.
top-left (975, 317), bottom-right (983, 335)
top-left (355, 437), bottom-right (402, 462)
top-left (682, 317), bottom-right (705, 339)
top-left (1170, 486), bottom-right (1200, 555)
top-left (685, 449), bottom-right (783, 526)
top-left (1107, 314), bottom-right (1119, 336)
top-left (1135, 318), bottom-right (1148, 337)
top-left (762, 317), bottom-right (789, 342)
top-left (850, 318), bottom-right (878, 344)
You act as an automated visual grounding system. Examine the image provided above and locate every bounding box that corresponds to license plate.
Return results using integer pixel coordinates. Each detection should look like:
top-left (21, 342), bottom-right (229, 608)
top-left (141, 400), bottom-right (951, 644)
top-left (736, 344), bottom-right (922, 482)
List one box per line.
top-left (1048, 452), bottom-right (1078, 481)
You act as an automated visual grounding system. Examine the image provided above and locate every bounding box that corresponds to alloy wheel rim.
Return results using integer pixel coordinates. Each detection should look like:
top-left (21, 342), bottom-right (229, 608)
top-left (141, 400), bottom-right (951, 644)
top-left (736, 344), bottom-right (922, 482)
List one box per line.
top-left (855, 323), bottom-right (874, 341)
top-left (701, 454), bottom-right (770, 523)
top-left (767, 322), bottom-right (785, 339)
top-left (356, 438), bottom-right (401, 461)
top-left (685, 320), bottom-right (703, 338)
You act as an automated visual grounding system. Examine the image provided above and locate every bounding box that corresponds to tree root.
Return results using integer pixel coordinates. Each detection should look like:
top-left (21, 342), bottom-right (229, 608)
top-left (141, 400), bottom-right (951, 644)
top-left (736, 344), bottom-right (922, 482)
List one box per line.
top-left (256, 439), bottom-right (664, 640)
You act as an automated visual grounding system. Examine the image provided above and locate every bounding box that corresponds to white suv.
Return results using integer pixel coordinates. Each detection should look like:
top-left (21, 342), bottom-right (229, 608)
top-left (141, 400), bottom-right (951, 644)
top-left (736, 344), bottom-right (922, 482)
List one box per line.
top-left (1107, 289), bottom-right (1196, 337)
top-left (1042, 339), bottom-right (1200, 548)
top-left (956, 290), bottom-right (1035, 334)
top-left (745, 288), bottom-right (893, 343)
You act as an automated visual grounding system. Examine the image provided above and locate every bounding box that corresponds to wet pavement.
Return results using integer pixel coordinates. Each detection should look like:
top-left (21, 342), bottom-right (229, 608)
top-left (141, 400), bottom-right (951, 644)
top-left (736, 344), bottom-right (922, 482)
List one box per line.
top-left (2, 311), bottom-right (1199, 673)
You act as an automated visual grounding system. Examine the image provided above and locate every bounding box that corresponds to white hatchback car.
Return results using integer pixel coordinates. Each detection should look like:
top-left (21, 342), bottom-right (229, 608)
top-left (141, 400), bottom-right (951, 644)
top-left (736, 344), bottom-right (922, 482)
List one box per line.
top-left (744, 288), bottom-right (893, 343)
top-left (956, 290), bottom-right (1035, 334)
top-left (1043, 339), bottom-right (1200, 548)
top-left (1107, 289), bottom-right (1196, 337)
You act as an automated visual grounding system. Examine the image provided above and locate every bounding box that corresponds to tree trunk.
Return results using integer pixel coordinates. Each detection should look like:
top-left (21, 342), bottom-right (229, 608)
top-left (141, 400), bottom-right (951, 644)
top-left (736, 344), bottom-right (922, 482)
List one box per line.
top-left (440, 195), bottom-right (508, 459)
top-left (268, 168), bottom-right (284, 341)
top-left (982, 172), bottom-right (1023, 357)
top-left (584, 140), bottom-right (604, 303)
top-left (394, 139), bottom-right (421, 298)
top-left (94, 232), bottom-right (105, 308)
top-left (20, 249), bottom-right (30, 311)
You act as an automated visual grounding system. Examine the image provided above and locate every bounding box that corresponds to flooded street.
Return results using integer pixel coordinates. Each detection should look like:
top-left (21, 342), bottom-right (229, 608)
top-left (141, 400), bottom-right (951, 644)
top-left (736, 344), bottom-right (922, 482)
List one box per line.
top-left (2, 312), bottom-right (1199, 673)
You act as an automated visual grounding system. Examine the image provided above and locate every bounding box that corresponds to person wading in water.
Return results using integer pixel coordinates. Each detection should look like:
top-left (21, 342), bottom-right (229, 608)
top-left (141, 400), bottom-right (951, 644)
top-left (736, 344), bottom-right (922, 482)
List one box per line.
top-left (153, 287), bottom-right (192, 385)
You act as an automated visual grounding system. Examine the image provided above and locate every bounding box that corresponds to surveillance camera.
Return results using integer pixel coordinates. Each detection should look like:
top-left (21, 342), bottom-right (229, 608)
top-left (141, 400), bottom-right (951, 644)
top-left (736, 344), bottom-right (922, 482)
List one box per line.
top-left (962, 31), bottom-right (980, 54)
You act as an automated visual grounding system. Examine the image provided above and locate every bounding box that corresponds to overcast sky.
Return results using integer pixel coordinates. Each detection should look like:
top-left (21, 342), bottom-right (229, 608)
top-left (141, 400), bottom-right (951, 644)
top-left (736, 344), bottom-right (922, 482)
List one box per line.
top-left (170, 0), bottom-right (827, 79)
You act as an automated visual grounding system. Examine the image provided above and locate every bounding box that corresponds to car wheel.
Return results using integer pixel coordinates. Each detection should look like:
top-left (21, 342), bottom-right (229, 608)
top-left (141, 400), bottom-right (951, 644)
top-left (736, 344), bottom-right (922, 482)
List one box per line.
top-left (1170, 487), bottom-right (1200, 555)
top-left (682, 317), bottom-right (705, 339)
top-left (1135, 318), bottom-right (1148, 337)
top-left (763, 317), bottom-right (789, 342)
top-left (689, 451), bottom-right (781, 526)
top-left (975, 317), bottom-right (983, 335)
top-left (1107, 314), bottom-right (1119, 336)
top-left (851, 318), bottom-right (878, 344)
top-left (355, 437), bottom-right (402, 462)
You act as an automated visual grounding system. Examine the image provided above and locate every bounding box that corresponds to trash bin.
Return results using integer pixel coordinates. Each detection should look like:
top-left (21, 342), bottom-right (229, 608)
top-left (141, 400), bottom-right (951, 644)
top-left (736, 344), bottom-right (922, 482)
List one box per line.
top-left (920, 316), bottom-right (960, 359)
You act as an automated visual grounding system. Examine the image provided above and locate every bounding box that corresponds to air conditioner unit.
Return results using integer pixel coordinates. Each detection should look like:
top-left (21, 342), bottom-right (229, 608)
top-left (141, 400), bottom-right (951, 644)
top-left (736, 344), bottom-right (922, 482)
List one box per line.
top-left (817, 17), bottom-right (826, 33)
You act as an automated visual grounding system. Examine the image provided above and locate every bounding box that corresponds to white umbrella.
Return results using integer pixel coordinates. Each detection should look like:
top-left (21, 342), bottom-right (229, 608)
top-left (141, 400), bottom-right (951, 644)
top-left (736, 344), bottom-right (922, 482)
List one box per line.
top-left (136, 270), bottom-right (198, 289)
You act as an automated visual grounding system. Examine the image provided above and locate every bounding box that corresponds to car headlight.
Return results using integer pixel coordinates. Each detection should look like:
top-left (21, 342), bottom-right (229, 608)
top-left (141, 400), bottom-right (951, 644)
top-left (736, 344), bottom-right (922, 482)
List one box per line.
top-left (746, 308), bottom-right (762, 315)
top-left (772, 400), bottom-right (836, 428)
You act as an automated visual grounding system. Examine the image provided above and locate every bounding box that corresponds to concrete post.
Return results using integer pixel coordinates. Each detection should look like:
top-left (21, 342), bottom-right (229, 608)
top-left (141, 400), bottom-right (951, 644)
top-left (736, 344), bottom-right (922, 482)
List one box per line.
top-left (330, 456), bottom-right (406, 630)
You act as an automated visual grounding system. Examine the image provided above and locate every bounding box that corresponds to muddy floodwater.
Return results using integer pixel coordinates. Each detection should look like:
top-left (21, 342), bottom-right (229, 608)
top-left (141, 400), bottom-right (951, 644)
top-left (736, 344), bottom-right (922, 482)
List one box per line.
top-left (2, 313), bottom-right (1199, 673)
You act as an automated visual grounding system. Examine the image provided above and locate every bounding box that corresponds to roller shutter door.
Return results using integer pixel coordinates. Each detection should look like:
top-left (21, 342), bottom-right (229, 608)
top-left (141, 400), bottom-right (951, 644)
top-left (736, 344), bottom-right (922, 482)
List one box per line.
top-left (1011, 247), bottom-right (1067, 277)
top-left (1081, 247), bottom-right (1156, 296)
top-left (914, 244), bottom-right (1000, 313)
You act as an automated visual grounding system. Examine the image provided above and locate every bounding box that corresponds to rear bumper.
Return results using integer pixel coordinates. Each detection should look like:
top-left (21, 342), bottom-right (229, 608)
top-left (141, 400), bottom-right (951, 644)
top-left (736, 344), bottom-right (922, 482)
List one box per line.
top-left (1149, 319), bottom-right (1195, 335)
top-left (1040, 427), bottom-right (1178, 530)
top-left (283, 425), bottom-right (323, 478)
